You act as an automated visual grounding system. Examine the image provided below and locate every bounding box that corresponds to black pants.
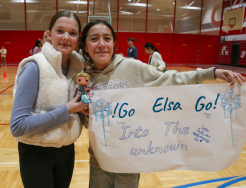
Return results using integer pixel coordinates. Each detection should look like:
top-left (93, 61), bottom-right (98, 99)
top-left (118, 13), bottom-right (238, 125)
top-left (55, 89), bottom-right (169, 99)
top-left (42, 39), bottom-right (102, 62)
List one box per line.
top-left (18, 142), bottom-right (75, 188)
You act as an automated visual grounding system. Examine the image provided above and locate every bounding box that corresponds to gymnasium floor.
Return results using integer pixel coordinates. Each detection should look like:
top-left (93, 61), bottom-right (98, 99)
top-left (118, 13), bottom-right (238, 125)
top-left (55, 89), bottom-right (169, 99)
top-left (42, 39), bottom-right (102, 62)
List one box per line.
top-left (0, 65), bottom-right (246, 188)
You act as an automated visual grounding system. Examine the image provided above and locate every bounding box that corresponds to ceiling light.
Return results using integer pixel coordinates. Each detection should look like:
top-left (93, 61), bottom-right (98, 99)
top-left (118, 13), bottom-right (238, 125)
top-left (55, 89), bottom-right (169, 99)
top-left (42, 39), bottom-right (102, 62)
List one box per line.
top-left (128, 0), bottom-right (131, 2)
top-left (11, 0), bottom-right (39, 2)
top-left (163, 15), bottom-right (174, 17)
top-left (120, 7), bottom-right (122, 9)
top-left (71, 11), bottom-right (87, 13)
top-left (181, 17), bottom-right (191, 20)
top-left (173, 3), bottom-right (175, 4)
top-left (180, 6), bottom-right (201, 10)
top-left (127, 3), bottom-right (150, 7)
top-left (157, 9), bottom-right (160, 11)
top-left (120, 11), bottom-right (133, 15)
top-left (67, 1), bottom-right (87, 4)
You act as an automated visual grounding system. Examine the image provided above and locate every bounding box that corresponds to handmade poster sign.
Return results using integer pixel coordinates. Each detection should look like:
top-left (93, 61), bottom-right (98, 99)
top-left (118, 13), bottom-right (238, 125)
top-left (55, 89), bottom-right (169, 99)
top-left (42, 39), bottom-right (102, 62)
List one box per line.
top-left (88, 83), bottom-right (246, 173)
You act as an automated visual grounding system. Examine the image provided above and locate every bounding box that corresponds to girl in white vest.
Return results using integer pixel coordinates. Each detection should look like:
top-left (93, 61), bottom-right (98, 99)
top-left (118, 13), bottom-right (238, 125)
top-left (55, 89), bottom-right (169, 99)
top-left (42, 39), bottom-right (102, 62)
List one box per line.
top-left (80, 20), bottom-right (245, 188)
top-left (10, 11), bottom-right (87, 188)
top-left (144, 42), bottom-right (167, 73)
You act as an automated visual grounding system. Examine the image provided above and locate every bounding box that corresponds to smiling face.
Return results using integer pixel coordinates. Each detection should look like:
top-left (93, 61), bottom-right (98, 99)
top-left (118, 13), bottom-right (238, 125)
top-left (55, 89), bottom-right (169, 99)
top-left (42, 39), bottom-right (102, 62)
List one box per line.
top-left (47, 16), bottom-right (79, 58)
top-left (84, 23), bottom-right (115, 71)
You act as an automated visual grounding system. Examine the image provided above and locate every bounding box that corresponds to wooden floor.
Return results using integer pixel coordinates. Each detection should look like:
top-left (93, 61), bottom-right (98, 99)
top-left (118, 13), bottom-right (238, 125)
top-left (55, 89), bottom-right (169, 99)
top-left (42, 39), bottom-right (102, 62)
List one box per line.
top-left (1, 65), bottom-right (246, 188)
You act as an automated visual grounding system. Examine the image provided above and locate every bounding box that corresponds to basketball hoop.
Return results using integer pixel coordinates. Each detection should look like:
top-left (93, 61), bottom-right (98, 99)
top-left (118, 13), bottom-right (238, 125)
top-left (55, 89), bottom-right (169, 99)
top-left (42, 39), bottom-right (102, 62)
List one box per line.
top-left (223, 25), bottom-right (230, 34)
top-left (222, 24), bottom-right (233, 34)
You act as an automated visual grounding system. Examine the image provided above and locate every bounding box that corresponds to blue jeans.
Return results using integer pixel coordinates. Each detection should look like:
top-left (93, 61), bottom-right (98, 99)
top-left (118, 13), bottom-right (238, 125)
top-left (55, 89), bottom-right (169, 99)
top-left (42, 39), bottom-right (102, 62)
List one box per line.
top-left (89, 165), bottom-right (140, 188)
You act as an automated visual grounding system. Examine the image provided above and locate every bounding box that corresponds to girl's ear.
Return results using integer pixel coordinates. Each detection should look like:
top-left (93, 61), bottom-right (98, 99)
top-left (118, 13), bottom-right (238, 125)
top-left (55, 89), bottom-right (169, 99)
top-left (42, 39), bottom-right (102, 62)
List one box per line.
top-left (46, 30), bottom-right (51, 42)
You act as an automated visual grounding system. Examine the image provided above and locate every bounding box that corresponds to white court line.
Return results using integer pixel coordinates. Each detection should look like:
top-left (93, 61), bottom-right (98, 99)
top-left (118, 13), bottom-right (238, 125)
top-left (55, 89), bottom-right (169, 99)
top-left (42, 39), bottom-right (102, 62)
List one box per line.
top-left (242, 151), bottom-right (246, 153)
top-left (0, 162), bottom-right (19, 165)
top-left (0, 160), bottom-right (89, 165)
top-left (230, 186), bottom-right (246, 188)
top-left (75, 160), bottom-right (89, 162)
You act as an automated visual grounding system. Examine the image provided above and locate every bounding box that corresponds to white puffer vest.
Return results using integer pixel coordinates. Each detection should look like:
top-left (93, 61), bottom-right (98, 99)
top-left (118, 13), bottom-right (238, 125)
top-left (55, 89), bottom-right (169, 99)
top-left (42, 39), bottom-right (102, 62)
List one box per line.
top-left (13, 42), bottom-right (85, 147)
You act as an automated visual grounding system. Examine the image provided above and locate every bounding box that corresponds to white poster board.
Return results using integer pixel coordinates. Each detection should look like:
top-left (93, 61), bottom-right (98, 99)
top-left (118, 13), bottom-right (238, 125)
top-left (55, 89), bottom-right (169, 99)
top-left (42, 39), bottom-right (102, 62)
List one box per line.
top-left (89, 83), bottom-right (246, 173)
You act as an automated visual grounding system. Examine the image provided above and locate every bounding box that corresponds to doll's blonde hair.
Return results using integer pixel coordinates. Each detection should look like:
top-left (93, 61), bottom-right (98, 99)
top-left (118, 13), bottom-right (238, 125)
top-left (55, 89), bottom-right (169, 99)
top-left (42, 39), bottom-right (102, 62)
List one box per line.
top-left (76, 72), bottom-right (90, 80)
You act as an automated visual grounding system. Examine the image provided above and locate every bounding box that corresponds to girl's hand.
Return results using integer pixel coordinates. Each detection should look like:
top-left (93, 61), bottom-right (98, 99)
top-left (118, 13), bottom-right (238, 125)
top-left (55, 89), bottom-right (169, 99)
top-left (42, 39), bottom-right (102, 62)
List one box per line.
top-left (81, 103), bottom-right (89, 116)
top-left (215, 69), bottom-right (245, 86)
top-left (84, 87), bottom-right (92, 92)
top-left (66, 92), bottom-right (86, 114)
top-left (85, 87), bottom-right (93, 98)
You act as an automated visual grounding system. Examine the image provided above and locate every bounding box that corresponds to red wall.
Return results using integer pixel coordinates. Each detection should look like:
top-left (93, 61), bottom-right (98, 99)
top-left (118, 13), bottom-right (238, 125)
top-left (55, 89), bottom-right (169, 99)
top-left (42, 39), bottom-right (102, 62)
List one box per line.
top-left (0, 30), bottom-right (220, 65)
top-left (0, 30), bottom-right (44, 64)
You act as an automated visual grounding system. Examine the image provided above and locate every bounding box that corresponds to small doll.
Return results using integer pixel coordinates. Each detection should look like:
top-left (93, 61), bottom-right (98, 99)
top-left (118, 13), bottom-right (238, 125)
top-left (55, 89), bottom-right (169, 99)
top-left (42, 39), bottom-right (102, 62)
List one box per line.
top-left (76, 72), bottom-right (92, 103)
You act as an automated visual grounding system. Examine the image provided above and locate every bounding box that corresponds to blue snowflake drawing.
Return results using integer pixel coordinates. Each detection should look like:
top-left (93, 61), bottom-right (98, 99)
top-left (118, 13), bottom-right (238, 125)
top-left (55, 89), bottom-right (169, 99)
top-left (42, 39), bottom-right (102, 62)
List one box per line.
top-left (220, 89), bottom-right (241, 147)
top-left (92, 98), bottom-right (112, 146)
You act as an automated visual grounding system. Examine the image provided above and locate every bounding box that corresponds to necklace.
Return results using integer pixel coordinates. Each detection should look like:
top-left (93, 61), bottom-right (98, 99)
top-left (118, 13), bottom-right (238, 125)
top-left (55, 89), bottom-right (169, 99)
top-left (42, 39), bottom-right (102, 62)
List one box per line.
top-left (61, 59), bottom-right (70, 68)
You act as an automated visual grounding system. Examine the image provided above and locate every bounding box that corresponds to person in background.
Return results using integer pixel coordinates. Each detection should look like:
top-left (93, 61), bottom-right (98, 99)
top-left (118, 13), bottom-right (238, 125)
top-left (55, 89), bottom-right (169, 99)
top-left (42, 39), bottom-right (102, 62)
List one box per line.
top-left (10, 10), bottom-right (87, 188)
top-left (80, 19), bottom-right (245, 188)
top-left (144, 42), bottom-right (166, 73)
top-left (29, 39), bottom-right (42, 55)
top-left (127, 37), bottom-right (138, 59)
top-left (0, 45), bottom-right (7, 67)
